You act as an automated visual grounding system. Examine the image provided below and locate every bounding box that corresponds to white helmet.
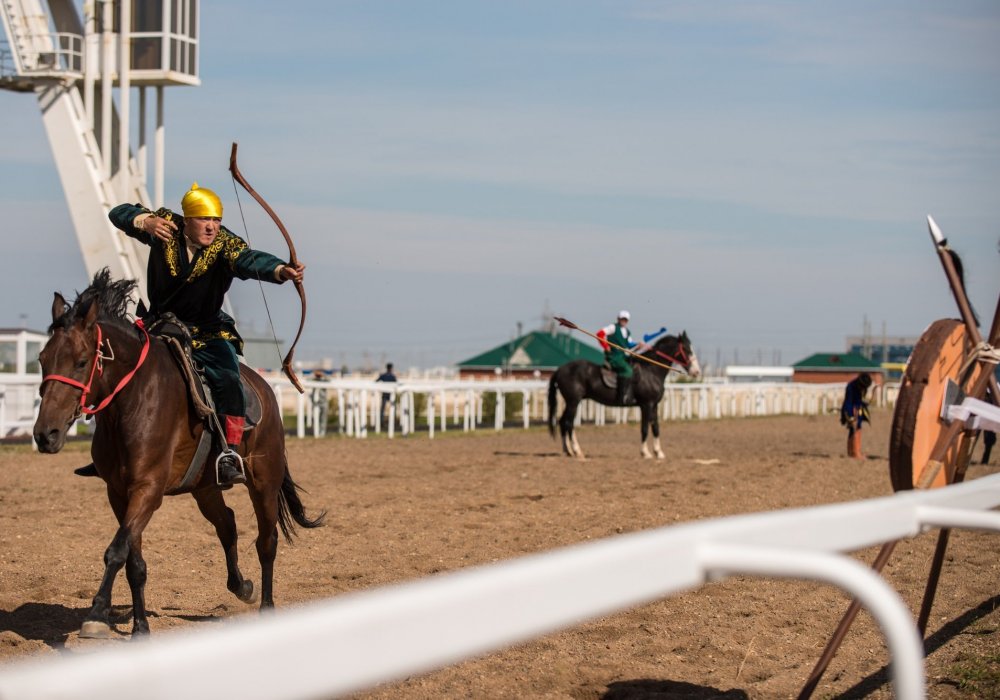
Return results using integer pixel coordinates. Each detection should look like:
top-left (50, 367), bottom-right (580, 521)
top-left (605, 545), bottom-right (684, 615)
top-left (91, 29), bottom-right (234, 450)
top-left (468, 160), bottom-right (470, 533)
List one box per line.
top-left (618, 310), bottom-right (631, 321)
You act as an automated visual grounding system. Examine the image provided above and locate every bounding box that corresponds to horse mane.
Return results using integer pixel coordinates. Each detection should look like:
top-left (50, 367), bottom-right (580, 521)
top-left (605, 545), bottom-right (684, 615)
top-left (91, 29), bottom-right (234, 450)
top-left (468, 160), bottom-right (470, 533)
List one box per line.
top-left (646, 332), bottom-right (684, 354)
top-left (49, 268), bottom-right (138, 333)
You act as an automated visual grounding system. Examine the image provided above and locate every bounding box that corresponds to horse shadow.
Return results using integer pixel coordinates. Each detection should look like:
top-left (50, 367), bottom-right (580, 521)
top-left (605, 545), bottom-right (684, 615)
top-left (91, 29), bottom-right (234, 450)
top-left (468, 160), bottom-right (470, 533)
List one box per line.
top-left (0, 603), bottom-right (218, 648)
top-left (0, 602), bottom-right (92, 648)
top-left (603, 679), bottom-right (748, 699)
top-left (493, 450), bottom-right (565, 458)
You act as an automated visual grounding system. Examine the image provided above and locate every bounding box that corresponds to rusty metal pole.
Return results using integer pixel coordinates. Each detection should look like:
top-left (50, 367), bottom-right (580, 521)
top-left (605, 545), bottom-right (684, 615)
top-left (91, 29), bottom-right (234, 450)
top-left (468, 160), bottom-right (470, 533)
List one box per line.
top-left (797, 542), bottom-right (898, 700)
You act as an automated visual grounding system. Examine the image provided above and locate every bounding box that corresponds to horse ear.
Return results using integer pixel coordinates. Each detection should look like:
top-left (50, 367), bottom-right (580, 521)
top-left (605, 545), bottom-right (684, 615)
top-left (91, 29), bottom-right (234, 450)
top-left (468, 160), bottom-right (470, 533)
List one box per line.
top-left (51, 293), bottom-right (67, 323)
top-left (82, 296), bottom-right (100, 329)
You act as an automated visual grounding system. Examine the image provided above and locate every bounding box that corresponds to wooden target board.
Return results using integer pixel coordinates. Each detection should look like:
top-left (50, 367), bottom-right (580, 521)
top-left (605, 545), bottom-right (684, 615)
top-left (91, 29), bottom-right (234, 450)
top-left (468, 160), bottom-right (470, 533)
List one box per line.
top-left (889, 319), bottom-right (983, 491)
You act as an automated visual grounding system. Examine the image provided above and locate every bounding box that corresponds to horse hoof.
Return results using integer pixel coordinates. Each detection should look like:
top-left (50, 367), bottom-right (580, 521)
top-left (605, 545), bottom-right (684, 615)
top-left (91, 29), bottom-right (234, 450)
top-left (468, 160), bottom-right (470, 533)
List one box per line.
top-left (80, 620), bottom-right (114, 639)
top-left (236, 581), bottom-right (259, 604)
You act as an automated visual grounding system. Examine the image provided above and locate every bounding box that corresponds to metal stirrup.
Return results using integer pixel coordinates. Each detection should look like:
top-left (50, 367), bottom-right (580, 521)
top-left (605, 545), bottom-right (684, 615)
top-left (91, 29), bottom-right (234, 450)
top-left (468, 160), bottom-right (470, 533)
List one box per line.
top-left (214, 448), bottom-right (245, 484)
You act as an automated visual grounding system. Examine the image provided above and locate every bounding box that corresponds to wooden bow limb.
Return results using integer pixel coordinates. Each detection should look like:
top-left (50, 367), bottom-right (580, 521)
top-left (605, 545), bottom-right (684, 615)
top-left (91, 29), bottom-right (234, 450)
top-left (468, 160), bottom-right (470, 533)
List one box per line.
top-left (229, 142), bottom-right (306, 393)
top-left (554, 316), bottom-right (684, 373)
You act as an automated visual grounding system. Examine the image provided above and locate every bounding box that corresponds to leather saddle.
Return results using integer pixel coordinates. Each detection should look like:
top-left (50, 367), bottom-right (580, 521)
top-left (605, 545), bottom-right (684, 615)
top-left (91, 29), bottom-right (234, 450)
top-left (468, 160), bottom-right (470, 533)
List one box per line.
top-left (600, 367), bottom-right (620, 389)
top-left (600, 364), bottom-right (637, 406)
top-left (601, 365), bottom-right (637, 390)
top-left (150, 315), bottom-right (262, 494)
top-left (148, 314), bottom-right (262, 428)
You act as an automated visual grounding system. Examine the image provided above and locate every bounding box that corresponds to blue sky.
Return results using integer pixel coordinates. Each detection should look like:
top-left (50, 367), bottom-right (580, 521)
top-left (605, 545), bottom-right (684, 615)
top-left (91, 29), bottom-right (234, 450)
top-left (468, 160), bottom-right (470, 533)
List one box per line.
top-left (2, 0), bottom-right (999, 372)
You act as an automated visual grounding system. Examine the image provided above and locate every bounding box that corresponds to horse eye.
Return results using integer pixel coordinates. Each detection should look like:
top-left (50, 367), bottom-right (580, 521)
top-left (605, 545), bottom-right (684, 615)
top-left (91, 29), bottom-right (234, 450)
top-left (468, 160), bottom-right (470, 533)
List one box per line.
top-left (76, 359), bottom-right (88, 370)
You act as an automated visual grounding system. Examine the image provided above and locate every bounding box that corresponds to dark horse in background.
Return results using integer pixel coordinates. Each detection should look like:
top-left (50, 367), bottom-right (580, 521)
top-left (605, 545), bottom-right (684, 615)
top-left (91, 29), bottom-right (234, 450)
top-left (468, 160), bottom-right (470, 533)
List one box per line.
top-left (548, 332), bottom-right (701, 459)
top-left (33, 270), bottom-right (324, 638)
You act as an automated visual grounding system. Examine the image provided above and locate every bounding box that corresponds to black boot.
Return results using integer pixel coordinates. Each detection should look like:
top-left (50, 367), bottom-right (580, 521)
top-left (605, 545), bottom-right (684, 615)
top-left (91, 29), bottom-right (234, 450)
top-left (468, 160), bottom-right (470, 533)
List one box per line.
top-left (616, 381), bottom-right (628, 407)
top-left (215, 449), bottom-right (247, 489)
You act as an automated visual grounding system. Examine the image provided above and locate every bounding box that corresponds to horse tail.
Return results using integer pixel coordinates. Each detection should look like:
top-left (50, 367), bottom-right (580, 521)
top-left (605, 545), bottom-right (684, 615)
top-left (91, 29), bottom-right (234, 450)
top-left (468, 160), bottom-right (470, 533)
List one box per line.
top-left (548, 371), bottom-right (559, 438)
top-left (277, 463), bottom-right (326, 543)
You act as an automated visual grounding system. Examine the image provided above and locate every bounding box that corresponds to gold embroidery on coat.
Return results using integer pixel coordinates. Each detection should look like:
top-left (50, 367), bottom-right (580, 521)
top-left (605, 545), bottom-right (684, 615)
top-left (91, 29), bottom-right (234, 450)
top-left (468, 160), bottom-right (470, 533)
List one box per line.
top-left (150, 208), bottom-right (182, 277)
top-left (187, 230), bottom-right (247, 280)
top-left (189, 327), bottom-right (237, 350)
top-left (163, 237), bottom-right (181, 276)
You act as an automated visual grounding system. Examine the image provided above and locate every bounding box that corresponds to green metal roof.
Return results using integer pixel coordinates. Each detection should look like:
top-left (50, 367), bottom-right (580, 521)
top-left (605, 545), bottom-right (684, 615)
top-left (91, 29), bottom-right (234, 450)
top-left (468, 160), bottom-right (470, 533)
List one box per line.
top-left (457, 331), bottom-right (604, 369)
top-left (792, 352), bottom-right (884, 371)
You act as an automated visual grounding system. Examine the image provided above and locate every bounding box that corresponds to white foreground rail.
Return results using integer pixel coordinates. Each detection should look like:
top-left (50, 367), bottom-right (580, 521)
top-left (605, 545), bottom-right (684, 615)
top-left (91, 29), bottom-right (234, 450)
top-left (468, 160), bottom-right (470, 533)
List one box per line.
top-left (4, 473), bottom-right (1000, 700)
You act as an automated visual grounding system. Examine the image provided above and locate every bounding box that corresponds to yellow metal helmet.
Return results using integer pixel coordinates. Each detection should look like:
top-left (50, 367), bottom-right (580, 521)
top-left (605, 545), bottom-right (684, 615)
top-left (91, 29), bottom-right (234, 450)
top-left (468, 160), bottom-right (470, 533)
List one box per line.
top-left (181, 182), bottom-right (223, 218)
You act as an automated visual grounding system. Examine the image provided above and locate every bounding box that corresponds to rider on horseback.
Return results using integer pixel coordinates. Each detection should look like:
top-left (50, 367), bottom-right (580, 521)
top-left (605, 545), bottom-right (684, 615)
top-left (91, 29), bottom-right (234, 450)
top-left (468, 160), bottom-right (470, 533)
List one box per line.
top-left (109, 183), bottom-right (305, 487)
top-left (597, 310), bottom-right (643, 406)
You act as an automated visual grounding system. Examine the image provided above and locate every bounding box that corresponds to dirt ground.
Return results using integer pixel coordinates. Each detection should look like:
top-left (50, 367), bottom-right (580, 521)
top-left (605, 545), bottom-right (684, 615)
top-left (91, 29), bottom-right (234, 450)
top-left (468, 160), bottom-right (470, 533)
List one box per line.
top-left (1, 409), bottom-right (999, 699)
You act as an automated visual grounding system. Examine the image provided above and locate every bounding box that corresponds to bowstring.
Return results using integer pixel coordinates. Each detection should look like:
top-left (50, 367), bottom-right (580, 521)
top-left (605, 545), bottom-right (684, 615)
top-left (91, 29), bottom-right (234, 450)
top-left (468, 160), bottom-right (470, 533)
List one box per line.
top-left (230, 177), bottom-right (285, 371)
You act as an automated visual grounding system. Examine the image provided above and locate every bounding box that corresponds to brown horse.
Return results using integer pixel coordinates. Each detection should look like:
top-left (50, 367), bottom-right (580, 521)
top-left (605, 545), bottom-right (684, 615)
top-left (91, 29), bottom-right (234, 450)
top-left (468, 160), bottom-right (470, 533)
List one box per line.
top-left (33, 269), bottom-right (324, 637)
top-left (548, 332), bottom-right (701, 459)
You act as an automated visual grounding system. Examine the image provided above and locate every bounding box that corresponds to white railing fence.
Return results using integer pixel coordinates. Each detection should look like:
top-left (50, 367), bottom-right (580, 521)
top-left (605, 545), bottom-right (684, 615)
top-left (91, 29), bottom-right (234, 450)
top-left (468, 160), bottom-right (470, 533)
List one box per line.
top-left (1, 377), bottom-right (899, 442)
top-left (285, 378), bottom-right (896, 439)
top-left (2, 470), bottom-right (999, 700)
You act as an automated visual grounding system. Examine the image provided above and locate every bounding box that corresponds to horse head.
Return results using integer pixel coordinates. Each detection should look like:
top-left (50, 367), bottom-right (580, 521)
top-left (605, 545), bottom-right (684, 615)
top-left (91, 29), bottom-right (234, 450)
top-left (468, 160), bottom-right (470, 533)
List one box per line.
top-left (33, 291), bottom-right (101, 453)
top-left (33, 269), bottom-right (139, 453)
top-left (651, 331), bottom-right (701, 378)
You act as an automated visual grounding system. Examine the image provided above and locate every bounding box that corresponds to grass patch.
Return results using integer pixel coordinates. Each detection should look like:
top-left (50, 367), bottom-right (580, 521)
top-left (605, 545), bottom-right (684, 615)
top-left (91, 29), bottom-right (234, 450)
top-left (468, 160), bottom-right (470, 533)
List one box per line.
top-left (948, 652), bottom-right (1000, 695)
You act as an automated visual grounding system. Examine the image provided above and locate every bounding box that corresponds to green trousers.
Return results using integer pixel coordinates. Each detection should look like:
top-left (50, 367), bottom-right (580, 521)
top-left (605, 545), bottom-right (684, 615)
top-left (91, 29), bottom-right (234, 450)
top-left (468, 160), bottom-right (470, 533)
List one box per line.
top-left (193, 339), bottom-right (245, 418)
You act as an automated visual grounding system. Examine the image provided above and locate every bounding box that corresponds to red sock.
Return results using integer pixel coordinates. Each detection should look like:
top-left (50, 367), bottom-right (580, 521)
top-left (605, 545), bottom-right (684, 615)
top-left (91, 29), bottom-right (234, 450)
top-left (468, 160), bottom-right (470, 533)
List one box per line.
top-left (224, 415), bottom-right (245, 447)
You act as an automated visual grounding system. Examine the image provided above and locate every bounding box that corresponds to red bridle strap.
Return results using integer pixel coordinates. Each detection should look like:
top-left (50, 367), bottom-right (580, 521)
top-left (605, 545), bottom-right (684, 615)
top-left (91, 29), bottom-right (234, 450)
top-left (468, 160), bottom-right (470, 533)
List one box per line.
top-left (42, 319), bottom-right (151, 415)
top-left (655, 344), bottom-right (690, 369)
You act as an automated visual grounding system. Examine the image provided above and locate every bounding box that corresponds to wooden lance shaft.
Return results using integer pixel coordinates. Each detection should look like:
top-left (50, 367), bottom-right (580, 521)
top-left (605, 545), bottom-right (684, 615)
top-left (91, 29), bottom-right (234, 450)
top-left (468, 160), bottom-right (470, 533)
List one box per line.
top-left (553, 317), bottom-right (683, 374)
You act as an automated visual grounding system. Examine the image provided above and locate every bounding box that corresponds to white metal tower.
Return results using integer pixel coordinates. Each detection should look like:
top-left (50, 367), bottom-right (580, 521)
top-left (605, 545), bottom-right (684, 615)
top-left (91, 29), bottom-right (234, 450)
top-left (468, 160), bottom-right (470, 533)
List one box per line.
top-left (1, 0), bottom-right (200, 307)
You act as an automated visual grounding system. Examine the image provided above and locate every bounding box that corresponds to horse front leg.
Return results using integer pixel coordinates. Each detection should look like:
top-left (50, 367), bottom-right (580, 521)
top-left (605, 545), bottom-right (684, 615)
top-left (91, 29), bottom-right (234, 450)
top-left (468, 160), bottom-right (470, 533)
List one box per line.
top-left (124, 532), bottom-right (149, 635)
top-left (80, 525), bottom-right (130, 638)
top-left (193, 489), bottom-right (256, 605)
top-left (82, 487), bottom-right (159, 638)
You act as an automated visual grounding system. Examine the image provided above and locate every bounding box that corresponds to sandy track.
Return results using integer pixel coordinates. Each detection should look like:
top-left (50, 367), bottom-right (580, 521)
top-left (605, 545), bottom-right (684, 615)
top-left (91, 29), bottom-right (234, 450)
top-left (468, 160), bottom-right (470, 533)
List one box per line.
top-left (1, 410), bottom-right (998, 698)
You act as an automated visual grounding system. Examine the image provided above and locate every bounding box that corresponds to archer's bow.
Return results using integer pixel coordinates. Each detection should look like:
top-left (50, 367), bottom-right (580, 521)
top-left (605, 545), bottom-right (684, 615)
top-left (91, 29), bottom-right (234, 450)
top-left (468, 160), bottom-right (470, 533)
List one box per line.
top-left (229, 142), bottom-right (306, 393)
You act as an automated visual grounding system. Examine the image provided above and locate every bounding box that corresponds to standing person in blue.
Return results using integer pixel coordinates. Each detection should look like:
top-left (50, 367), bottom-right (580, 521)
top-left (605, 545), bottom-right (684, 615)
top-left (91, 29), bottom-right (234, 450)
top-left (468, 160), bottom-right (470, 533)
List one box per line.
top-left (376, 362), bottom-right (398, 422)
top-left (596, 310), bottom-right (646, 406)
top-left (840, 372), bottom-right (873, 459)
top-left (108, 183), bottom-right (305, 487)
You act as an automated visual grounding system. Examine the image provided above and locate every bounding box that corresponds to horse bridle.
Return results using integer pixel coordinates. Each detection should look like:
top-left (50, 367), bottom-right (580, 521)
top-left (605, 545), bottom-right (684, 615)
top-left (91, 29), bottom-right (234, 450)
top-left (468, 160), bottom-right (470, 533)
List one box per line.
top-left (654, 343), bottom-right (693, 371)
top-left (42, 319), bottom-right (151, 416)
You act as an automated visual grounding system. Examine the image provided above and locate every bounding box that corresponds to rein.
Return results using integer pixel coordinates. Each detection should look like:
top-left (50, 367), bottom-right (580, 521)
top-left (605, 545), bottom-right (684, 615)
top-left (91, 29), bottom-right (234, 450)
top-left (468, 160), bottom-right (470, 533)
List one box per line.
top-left (42, 319), bottom-right (151, 415)
top-left (655, 345), bottom-right (691, 370)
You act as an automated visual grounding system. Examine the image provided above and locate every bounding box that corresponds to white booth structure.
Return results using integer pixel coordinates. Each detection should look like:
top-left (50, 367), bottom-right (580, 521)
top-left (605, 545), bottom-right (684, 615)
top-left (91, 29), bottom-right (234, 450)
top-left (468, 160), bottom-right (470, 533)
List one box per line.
top-left (0, 328), bottom-right (45, 437)
top-left (1, 0), bottom-right (202, 308)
